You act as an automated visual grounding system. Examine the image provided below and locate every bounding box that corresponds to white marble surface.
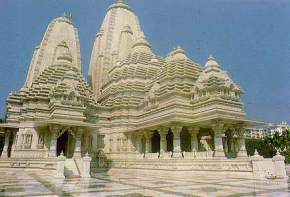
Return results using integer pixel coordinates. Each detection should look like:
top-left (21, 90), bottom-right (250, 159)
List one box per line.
top-left (0, 168), bottom-right (288, 197)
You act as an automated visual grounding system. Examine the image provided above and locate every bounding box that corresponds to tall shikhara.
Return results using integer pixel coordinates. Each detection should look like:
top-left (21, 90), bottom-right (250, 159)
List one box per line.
top-left (0, 0), bottom-right (286, 181)
top-left (88, 0), bottom-right (142, 99)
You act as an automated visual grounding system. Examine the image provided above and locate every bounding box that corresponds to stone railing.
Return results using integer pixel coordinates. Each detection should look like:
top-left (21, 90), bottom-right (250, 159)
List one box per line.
top-left (195, 151), bottom-right (214, 159)
top-left (183, 151), bottom-right (195, 159)
top-left (145, 153), bottom-right (159, 159)
top-left (141, 151), bottom-right (214, 160)
top-left (11, 149), bottom-right (48, 158)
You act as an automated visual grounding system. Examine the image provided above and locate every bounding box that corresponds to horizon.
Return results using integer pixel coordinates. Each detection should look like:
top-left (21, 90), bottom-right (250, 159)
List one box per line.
top-left (0, 0), bottom-right (289, 124)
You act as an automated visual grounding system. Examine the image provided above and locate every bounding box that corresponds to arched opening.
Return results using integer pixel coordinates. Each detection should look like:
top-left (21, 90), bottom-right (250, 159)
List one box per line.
top-left (197, 128), bottom-right (214, 151)
top-left (180, 127), bottom-right (191, 152)
top-left (0, 133), bottom-right (4, 156)
top-left (166, 129), bottom-right (173, 152)
top-left (7, 132), bottom-right (14, 158)
top-left (151, 131), bottom-right (160, 153)
top-left (56, 130), bottom-right (75, 158)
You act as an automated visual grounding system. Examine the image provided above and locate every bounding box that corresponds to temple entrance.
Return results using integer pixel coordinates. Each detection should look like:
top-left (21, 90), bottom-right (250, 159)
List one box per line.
top-left (56, 130), bottom-right (75, 158)
top-left (151, 131), bottom-right (160, 153)
top-left (166, 129), bottom-right (173, 152)
top-left (180, 127), bottom-right (191, 152)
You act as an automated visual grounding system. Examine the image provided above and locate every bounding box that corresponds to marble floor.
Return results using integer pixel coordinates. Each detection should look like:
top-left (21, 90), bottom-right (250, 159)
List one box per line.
top-left (0, 169), bottom-right (288, 197)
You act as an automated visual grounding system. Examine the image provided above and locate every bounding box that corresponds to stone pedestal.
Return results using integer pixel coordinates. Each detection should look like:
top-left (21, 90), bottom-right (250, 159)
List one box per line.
top-left (81, 153), bottom-right (92, 178)
top-left (56, 153), bottom-right (66, 178)
top-left (273, 153), bottom-right (288, 179)
top-left (251, 150), bottom-right (265, 179)
top-left (172, 126), bottom-right (182, 158)
top-left (1, 130), bottom-right (11, 158)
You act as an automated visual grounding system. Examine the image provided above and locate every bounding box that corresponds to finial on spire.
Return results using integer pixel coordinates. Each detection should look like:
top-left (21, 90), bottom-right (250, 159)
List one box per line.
top-left (117, 0), bottom-right (126, 4)
top-left (63, 12), bottom-right (72, 20)
top-left (208, 55), bottom-right (215, 61)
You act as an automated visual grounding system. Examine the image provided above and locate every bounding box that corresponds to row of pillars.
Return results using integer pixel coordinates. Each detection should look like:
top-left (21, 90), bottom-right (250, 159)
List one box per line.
top-left (130, 125), bottom-right (247, 158)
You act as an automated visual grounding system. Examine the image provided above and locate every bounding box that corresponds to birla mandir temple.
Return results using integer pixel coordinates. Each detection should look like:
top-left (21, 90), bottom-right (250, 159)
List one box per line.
top-left (0, 0), bottom-right (287, 179)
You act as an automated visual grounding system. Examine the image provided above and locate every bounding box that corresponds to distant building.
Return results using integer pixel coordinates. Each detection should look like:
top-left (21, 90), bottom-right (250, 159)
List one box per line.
top-left (245, 121), bottom-right (289, 139)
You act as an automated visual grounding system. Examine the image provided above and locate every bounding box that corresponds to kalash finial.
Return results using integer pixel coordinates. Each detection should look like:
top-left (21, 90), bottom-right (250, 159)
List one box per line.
top-left (117, 0), bottom-right (127, 4)
top-left (63, 12), bottom-right (72, 20)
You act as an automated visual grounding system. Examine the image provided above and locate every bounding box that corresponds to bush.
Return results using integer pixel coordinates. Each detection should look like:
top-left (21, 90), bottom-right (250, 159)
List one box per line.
top-left (245, 129), bottom-right (290, 163)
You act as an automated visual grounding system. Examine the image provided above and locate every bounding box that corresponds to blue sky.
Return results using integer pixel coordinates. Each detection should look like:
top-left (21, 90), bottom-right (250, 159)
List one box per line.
top-left (0, 0), bottom-right (290, 123)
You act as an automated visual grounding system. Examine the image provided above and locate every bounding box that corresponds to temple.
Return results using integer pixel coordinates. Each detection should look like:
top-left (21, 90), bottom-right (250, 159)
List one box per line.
top-left (0, 1), bottom-right (287, 180)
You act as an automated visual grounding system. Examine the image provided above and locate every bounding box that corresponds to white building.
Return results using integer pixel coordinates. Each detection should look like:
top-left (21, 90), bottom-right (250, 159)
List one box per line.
top-left (0, 0), bottom-right (287, 180)
top-left (245, 121), bottom-right (289, 139)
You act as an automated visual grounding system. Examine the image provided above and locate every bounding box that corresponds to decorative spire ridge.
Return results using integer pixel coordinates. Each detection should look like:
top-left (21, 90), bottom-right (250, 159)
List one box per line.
top-left (54, 41), bottom-right (73, 64)
top-left (205, 55), bottom-right (220, 68)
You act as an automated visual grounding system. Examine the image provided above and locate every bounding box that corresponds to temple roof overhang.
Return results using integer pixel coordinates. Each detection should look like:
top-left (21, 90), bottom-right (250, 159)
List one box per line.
top-left (33, 120), bottom-right (100, 129)
top-left (0, 123), bottom-right (20, 129)
top-left (118, 115), bottom-right (266, 133)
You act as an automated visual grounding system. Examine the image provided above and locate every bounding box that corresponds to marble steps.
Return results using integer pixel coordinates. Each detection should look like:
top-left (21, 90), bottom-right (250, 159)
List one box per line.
top-left (64, 159), bottom-right (80, 178)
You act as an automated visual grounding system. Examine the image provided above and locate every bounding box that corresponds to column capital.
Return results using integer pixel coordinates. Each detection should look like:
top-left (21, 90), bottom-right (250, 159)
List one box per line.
top-left (171, 125), bottom-right (182, 135)
top-left (158, 127), bottom-right (168, 136)
top-left (143, 130), bottom-right (153, 139)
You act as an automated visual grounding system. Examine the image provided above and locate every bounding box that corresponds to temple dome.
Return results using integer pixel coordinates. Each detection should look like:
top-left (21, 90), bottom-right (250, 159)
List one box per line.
top-left (195, 55), bottom-right (242, 91)
top-left (167, 46), bottom-right (188, 61)
top-left (107, 0), bottom-right (132, 12)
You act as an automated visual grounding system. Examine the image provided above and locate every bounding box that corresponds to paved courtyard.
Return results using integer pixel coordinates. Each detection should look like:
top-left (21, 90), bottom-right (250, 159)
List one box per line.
top-left (0, 169), bottom-right (288, 197)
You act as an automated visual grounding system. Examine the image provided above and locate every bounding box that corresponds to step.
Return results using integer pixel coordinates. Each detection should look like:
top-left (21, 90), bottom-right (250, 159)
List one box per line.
top-left (64, 159), bottom-right (80, 178)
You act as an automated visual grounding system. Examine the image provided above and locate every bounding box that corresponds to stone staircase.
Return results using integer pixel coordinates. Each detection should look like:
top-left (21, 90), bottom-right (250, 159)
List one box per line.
top-left (64, 158), bottom-right (80, 178)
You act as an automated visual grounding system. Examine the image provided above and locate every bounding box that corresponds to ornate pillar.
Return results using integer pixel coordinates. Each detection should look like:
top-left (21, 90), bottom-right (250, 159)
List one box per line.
top-left (126, 133), bottom-right (135, 152)
top-left (172, 125), bottom-right (182, 158)
top-left (48, 127), bottom-right (58, 158)
top-left (159, 128), bottom-right (167, 154)
top-left (212, 123), bottom-right (226, 159)
top-left (190, 127), bottom-right (199, 152)
top-left (236, 128), bottom-right (248, 158)
top-left (1, 130), bottom-right (11, 158)
top-left (144, 131), bottom-right (152, 154)
top-left (74, 128), bottom-right (82, 158)
top-left (136, 133), bottom-right (143, 153)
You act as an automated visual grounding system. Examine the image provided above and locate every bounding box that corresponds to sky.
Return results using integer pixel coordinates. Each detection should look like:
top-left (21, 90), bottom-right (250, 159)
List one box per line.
top-left (0, 0), bottom-right (290, 124)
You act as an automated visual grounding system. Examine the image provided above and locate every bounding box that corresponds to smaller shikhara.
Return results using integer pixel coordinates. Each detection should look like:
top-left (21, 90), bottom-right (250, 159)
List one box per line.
top-left (0, 1), bottom-right (287, 181)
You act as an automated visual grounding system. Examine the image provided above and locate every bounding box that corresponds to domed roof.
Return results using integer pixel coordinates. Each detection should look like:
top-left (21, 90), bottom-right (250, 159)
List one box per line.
top-left (196, 55), bottom-right (241, 91)
top-left (108, 0), bottom-right (132, 12)
top-left (166, 46), bottom-right (188, 61)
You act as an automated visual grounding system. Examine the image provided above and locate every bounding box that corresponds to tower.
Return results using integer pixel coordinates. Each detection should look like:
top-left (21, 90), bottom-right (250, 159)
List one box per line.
top-left (88, 0), bottom-right (143, 99)
top-left (24, 13), bottom-right (82, 88)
